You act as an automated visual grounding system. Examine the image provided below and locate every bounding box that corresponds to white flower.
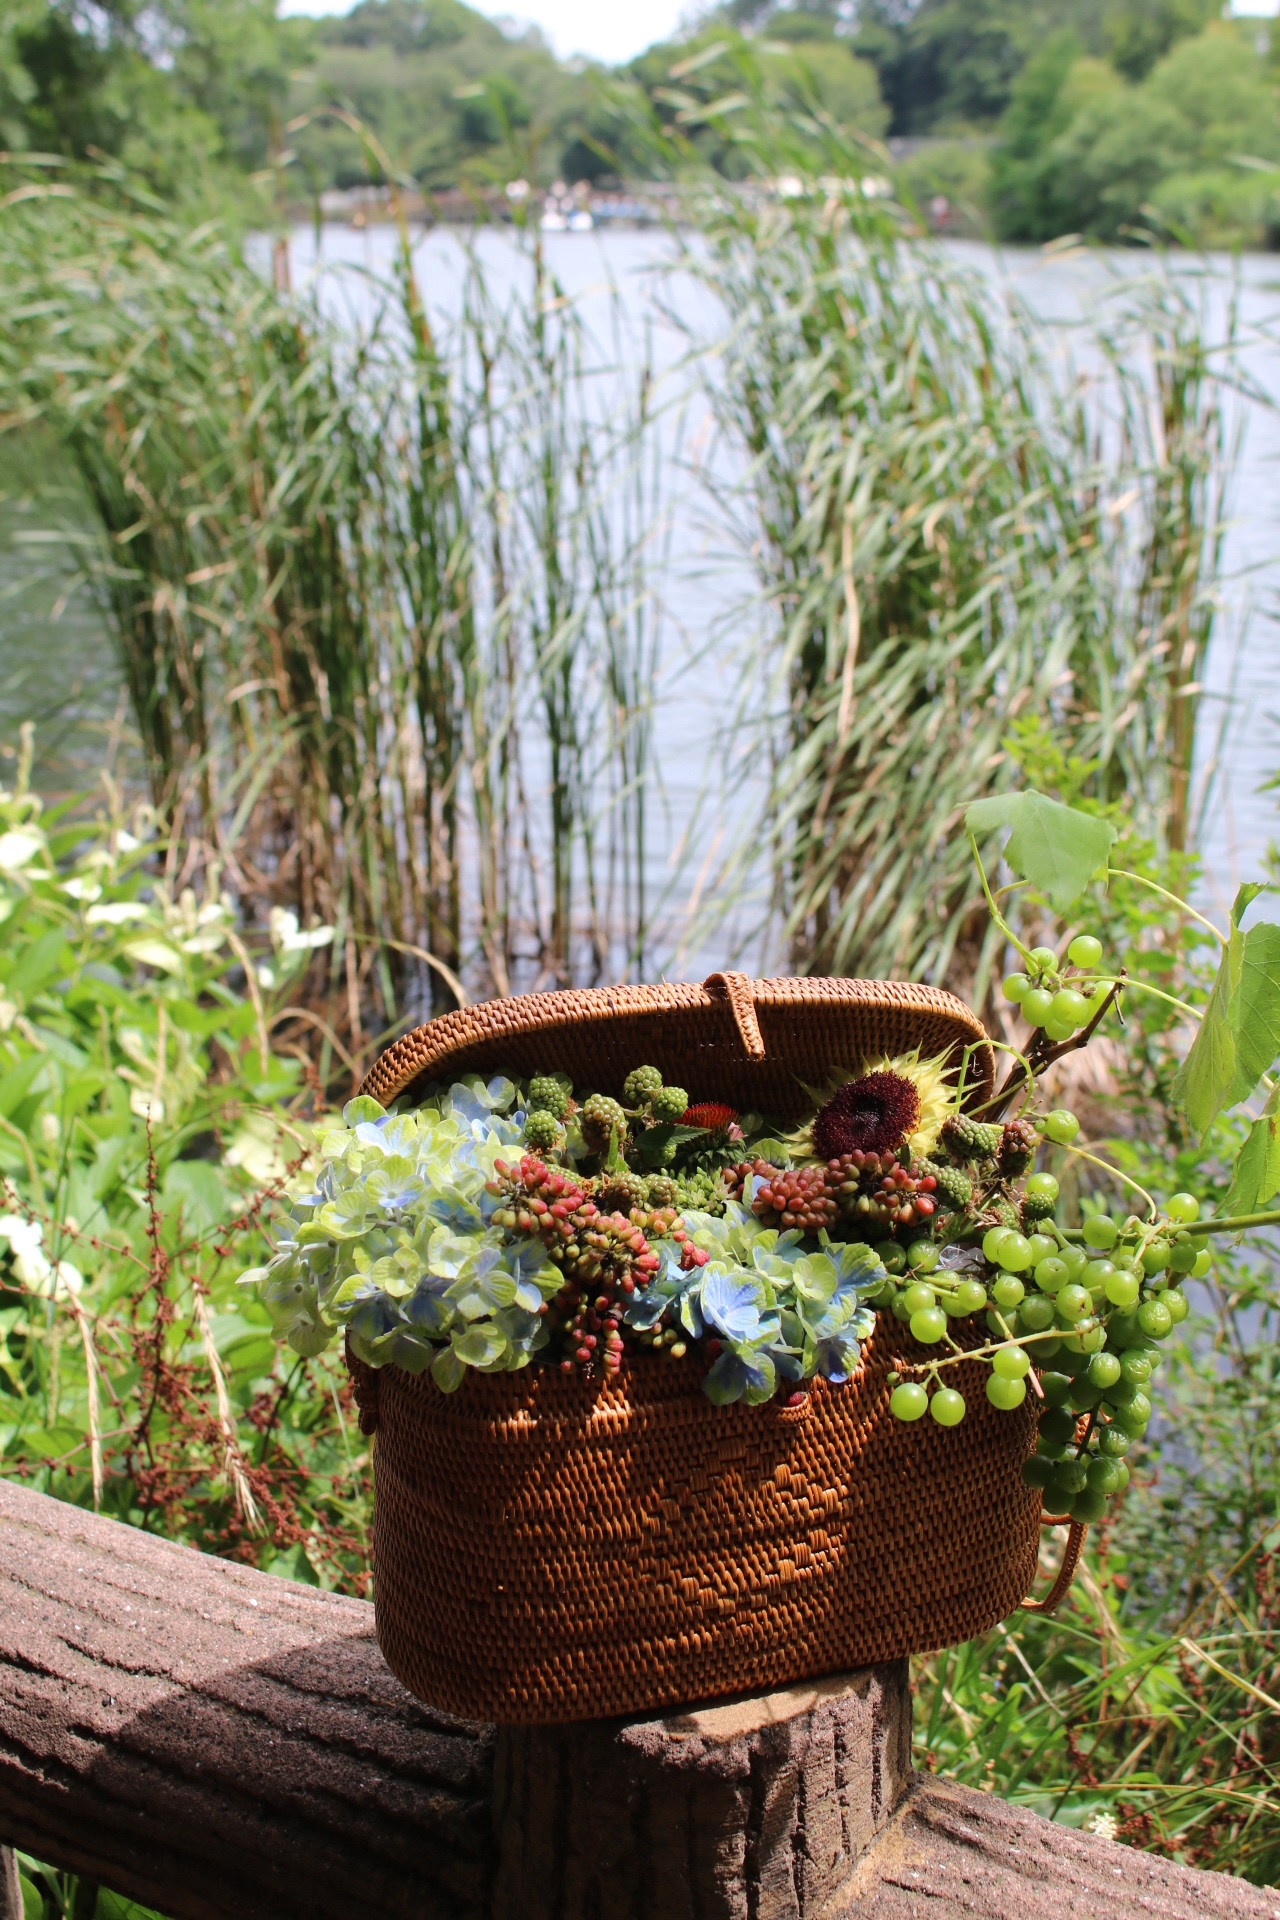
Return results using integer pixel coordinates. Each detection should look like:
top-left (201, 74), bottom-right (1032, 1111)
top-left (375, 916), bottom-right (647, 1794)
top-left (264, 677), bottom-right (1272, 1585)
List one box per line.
top-left (0, 829), bottom-right (45, 872)
top-left (0, 1214), bottom-right (53, 1291)
top-left (85, 901), bottom-right (151, 926)
top-left (1087, 1809), bottom-right (1119, 1843)
top-left (268, 906), bottom-right (335, 954)
top-left (54, 1259), bottom-right (83, 1297)
top-left (0, 997), bottom-right (16, 1032)
top-left (61, 876), bottom-right (103, 903)
top-left (128, 1088), bottom-right (166, 1123)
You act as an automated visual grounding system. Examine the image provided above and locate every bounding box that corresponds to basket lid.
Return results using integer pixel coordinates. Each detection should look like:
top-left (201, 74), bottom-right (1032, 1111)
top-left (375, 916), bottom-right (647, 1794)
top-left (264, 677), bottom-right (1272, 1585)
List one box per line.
top-left (360, 973), bottom-right (993, 1122)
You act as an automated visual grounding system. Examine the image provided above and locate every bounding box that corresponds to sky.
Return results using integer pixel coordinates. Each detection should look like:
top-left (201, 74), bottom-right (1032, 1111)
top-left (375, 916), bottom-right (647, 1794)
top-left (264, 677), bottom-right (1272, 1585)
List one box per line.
top-left (278, 0), bottom-right (692, 64)
top-left (277, 0), bottom-right (1278, 67)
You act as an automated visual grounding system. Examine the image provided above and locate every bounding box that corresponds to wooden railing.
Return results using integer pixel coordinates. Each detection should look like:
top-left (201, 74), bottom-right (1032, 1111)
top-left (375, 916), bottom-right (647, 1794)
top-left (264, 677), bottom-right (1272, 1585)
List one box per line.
top-left (0, 1479), bottom-right (1272, 1920)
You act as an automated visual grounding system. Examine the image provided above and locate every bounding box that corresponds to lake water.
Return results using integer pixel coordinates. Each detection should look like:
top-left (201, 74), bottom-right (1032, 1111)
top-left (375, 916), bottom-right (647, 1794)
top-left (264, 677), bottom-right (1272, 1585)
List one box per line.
top-left (2, 224), bottom-right (1277, 966)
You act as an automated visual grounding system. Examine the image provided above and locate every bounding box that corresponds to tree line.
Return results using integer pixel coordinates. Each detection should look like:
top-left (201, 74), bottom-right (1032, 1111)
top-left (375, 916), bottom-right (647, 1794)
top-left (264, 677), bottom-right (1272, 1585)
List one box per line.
top-left (2, 0), bottom-right (1277, 243)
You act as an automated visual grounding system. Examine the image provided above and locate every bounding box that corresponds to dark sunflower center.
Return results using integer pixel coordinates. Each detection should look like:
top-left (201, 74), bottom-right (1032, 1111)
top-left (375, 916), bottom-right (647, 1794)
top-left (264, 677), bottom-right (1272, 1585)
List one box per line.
top-left (813, 1070), bottom-right (921, 1159)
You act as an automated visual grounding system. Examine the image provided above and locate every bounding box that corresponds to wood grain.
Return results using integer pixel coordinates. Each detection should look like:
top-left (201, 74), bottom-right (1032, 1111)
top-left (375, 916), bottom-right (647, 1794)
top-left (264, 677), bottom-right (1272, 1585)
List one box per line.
top-left (0, 1477), bottom-right (493, 1920)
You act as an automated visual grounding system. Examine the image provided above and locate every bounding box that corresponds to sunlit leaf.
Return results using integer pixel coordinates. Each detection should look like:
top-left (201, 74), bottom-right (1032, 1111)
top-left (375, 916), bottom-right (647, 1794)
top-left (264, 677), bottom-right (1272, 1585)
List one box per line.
top-left (1224, 1088), bottom-right (1280, 1218)
top-left (1172, 930), bottom-right (1242, 1143)
top-left (1226, 923), bottom-right (1280, 1109)
top-left (965, 790), bottom-right (1116, 910)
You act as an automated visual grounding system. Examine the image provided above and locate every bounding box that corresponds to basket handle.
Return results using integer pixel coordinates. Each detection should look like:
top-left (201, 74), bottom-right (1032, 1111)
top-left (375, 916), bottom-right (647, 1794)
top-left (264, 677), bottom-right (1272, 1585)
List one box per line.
top-left (1021, 1516), bottom-right (1086, 1614)
top-left (702, 971), bottom-right (766, 1061)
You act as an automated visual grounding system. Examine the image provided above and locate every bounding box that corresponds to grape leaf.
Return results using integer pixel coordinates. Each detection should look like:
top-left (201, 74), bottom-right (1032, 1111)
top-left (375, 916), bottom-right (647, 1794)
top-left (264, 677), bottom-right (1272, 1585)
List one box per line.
top-left (1225, 922), bottom-right (1280, 1108)
top-left (1172, 930), bottom-right (1242, 1143)
top-left (1231, 883), bottom-right (1265, 928)
top-left (1224, 1087), bottom-right (1280, 1218)
top-left (964, 791), bottom-right (1116, 910)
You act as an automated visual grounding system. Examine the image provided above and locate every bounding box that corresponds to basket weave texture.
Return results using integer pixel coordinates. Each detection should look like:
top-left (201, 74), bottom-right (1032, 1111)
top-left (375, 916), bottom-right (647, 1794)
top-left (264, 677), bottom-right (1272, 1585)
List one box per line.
top-left (359, 971), bottom-right (994, 1117)
top-left (354, 973), bottom-right (1039, 1725)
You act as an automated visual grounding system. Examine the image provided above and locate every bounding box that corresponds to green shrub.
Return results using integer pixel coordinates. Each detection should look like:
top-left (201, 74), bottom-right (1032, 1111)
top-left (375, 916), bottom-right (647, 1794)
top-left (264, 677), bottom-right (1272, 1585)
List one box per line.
top-left (0, 727), bottom-right (369, 1584)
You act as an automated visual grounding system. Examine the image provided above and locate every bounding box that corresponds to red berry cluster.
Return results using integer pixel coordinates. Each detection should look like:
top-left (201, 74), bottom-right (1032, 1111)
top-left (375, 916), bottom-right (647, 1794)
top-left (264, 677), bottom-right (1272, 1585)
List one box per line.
top-left (727, 1151), bottom-right (941, 1237)
top-left (729, 1159), bottom-right (840, 1232)
top-left (488, 1154), bottom-right (699, 1375)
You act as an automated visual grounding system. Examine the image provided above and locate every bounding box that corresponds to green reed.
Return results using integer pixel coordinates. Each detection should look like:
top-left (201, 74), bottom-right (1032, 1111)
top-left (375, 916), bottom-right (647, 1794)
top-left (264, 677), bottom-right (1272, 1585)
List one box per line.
top-left (0, 157), bottom-right (663, 1052)
top-left (650, 51), bottom-right (1243, 995)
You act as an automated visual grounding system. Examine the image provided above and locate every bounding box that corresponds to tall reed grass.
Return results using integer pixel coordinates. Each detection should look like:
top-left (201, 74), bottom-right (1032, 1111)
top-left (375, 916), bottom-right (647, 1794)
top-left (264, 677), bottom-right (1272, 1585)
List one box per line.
top-left (0, 118), bottom-right (1248, 1027)
top-left (648, 55), bottom-right (1244, 993)
top-left (0, 160), bottom-right (669, 1061)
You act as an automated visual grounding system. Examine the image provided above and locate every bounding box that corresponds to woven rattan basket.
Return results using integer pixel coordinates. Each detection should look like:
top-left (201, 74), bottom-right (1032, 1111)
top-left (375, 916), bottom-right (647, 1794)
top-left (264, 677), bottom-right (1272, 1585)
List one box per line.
top-left (351, 972), bottom-right (1043, 1725)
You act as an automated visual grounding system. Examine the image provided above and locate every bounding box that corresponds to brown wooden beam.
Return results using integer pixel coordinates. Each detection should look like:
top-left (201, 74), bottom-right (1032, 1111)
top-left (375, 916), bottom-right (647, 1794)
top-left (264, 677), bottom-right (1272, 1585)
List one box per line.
top-left (2, 1478), bottom-right (1276, 1920)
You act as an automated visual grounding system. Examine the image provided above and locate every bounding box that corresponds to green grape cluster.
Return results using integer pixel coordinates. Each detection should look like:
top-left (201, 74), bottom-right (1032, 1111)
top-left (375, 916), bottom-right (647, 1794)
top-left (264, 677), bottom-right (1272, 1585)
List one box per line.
top-left (887, 1187), bottom-right (1207, 1524)
top-left (1003, 932), bottom-right (1107, 1044)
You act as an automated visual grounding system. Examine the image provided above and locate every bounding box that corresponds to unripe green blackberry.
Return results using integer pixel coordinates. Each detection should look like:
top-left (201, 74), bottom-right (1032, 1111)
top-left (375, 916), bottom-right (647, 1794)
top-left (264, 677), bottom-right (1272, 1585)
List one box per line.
top-left (528, 1074), bottom-right (570, 1121)
top-left (651, 1085), bottom-right (689, 1124)
top-left (581, 1093), bottom-right (627, 1149)
top-left (623, 1065), bottom-right (663, 1106)
top-left (920, 1158), bottom-right (973, 1210)
top-left (523, 1109), bottom-right (561, 1152)
top-left (999, 1117), bottom-right (1038, 1178)
top-left (597, 1169), bottom-right (649, 1215)
top-left (1021, 1190), bottom-right (1057, 1223)
top-left (939, 1114), bottom-right (1003, 1164)
top-left (645, 1175), bottom-right (678, 1208)
top-left (989, 1196), bottom-right (1020, 1231)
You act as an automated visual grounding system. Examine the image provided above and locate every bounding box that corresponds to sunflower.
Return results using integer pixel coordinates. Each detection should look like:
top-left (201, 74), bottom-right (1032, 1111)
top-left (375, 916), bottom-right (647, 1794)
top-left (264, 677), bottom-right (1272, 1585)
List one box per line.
top-left (790, 1048), bottom-right (959, 1163)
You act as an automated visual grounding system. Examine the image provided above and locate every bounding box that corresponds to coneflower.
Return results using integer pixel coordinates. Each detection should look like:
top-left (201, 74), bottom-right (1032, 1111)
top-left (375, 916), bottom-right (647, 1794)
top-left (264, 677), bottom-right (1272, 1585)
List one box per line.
top-left (681, 1101), bottom-right (739, 1137)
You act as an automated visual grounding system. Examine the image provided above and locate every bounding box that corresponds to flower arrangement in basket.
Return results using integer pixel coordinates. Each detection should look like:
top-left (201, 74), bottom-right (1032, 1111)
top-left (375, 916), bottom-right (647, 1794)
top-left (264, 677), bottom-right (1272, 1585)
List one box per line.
top-left (243, 794), bottom-right (1280, 1723)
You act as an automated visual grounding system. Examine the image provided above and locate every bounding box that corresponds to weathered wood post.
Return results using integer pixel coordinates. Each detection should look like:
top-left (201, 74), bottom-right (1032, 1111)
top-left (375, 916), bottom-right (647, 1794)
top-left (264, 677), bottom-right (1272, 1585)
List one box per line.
top-left (491, 1663), bottom-right (912, 1920)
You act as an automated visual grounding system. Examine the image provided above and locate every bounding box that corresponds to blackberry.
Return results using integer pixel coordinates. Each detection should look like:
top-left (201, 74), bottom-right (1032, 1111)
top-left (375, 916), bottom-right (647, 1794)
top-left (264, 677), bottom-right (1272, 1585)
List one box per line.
top-left (988, 1196), bottom-right (1020, 1231)
top-left (597, 1169), bottom-right (649, 1216)
top-left (1022, 1191), bottom-right (1057, 1224)
top-left (581, 1093), bottom-right (627, 1150)
top-left (919, 1158), bottom-right (974, 1210)
top-left (939, 1114), bottom-right (1003, 1164)
top-left (999, 1117), bottom-right (1039, 1178)
top-left (651, 1085), bottom-right (689, 1124)
top-left (523, 1109), bottom-right (561, 1152)
top-left (623, 1065), bottom-right (663, 1106)
top-left (645, 1175), bottom-right (678, 1208)
top-left (528, 1074), bottom-right (570, 1121)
